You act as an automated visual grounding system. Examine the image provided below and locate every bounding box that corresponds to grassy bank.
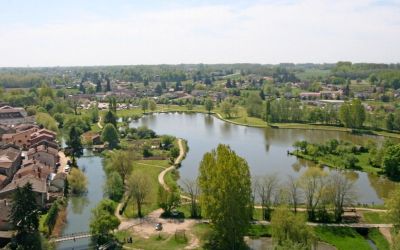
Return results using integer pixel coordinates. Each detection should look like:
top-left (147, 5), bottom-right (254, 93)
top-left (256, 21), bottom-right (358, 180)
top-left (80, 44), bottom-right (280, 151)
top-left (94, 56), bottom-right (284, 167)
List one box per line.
top-left (314, 227), bottom-right (372, 250)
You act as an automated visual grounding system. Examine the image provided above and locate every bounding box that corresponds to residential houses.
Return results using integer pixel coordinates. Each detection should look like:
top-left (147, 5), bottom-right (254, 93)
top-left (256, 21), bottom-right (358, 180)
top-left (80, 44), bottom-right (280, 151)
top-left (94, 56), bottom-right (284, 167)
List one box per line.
top-left (0, 145), bottom-right (22, 188)
top-left (27, 145), bottom-right (59, 169)
top-left (0, 106), bottom-right (34, 125)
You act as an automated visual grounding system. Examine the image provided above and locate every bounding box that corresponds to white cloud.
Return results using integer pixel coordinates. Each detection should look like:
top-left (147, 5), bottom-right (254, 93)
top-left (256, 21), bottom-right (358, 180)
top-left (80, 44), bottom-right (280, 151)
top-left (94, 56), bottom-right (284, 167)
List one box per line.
top-left (0, 0), bottom-right (399, 66)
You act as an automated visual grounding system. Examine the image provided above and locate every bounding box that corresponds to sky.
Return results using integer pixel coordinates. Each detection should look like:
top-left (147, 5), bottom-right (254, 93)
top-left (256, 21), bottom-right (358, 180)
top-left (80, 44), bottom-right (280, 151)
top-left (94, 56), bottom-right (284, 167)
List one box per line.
top-left (0, 0), bottom-right (399, 67)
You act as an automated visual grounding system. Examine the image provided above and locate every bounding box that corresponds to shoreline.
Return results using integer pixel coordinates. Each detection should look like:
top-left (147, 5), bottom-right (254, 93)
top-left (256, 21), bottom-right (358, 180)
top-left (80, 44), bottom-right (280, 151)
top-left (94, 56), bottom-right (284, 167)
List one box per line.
top-left (122, 107), bottom-right (400, 139)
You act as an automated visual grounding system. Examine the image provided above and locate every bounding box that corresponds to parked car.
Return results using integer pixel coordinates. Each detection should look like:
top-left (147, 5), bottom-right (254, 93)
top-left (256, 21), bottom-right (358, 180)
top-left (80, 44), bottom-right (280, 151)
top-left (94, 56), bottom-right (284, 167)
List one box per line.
top-left (155, 223), bottom-right (163, 231)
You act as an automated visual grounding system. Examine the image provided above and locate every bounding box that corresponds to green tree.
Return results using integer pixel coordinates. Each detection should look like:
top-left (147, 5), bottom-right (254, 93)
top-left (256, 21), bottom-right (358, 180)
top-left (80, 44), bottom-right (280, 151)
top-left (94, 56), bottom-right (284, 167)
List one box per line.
top-left (158, 186), bottom-right (181, 216)
top-left (246, 92), bottom-right (263, 118)
top-left (105, 172), bottom-right (124, 202)
top-left (149, 99), bottom-right (157, 112)
top-left (66, 126), bottom-right (83, 165)
top-left (10, 183), bottom-right (41, 249)
top-left (338, 102), bottom-right (353, 128)
top-left (140, 98), bottom-right (149, 113)
top-left (271, 207), bottom-right (314, 248)
top-left (352, 99), bottom-right (365, 128)
top-left (103, 110), bottom-right (117, 127)
top-left (204, 98), bottom-right (214, 114)
top-left (220, 100), bottom-right (233, 118)
top-left (385, 186), bottom-right (400, 230)
top-left (90, 199), bottom-right (120, 243)
top-left (101, 123), bottom-right (119, 149)
top-left (67, 168), bottom-right (88, 194)
top-left (198, 144), bottom-right (252, 249)
top-left (127, 172), bottom-right (151, 217)
top-left (383, 144), bottom-right (400, 180)
top-left (105, 150), bottom-right (135, 183)
top-left (386, 113), bottom-right (395, 130)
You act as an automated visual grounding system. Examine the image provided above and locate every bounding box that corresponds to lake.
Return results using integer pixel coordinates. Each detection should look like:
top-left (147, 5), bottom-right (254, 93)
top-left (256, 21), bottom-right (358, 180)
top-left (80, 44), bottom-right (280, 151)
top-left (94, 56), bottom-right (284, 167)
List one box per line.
top-left (130, 112), bottom-right (397, 204)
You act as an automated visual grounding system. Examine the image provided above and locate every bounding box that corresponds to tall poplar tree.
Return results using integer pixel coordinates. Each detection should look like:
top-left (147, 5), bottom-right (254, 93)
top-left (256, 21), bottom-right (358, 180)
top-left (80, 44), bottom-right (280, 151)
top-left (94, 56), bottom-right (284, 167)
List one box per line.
top-left (198, 144), bottom-right (252, 250)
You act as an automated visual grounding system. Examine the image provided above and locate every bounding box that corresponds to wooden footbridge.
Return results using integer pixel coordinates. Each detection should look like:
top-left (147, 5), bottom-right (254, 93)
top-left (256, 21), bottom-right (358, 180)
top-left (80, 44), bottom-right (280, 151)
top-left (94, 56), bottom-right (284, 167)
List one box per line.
top-left (51, 232), bottom-right (93, 243)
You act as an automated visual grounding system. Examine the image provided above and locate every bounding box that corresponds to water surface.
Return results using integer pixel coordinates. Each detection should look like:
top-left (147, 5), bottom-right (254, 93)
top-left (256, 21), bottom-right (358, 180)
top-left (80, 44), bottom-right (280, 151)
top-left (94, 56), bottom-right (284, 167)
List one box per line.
top-left (131, 112), bottom-right (396, 204)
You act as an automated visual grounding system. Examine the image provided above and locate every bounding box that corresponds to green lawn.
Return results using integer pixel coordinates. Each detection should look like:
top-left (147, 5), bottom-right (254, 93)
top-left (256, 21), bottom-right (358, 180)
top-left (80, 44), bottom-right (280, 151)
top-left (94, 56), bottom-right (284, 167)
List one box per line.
top-left (362, 211), bottom-right (390, 224)
top-left (314, 227), bottom-right (372, 250)
top-left (123, 160), bottom-right (169, 218)
top-left (123, 233), bottom-right (189, 250)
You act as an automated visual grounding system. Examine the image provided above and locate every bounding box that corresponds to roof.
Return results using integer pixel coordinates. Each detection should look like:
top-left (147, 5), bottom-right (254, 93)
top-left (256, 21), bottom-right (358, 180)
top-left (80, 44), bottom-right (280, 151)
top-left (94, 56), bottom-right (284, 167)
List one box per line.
top-left (15, 162), bottom-right (52, 180)
top-left (0, 174), bottom-right (7, 184)
top-left (0, 175), bottom-right (47, 194)
top-left (0, 146), bottom-right (21, 169)
top-left (27, 145), bottom-right (58, 157)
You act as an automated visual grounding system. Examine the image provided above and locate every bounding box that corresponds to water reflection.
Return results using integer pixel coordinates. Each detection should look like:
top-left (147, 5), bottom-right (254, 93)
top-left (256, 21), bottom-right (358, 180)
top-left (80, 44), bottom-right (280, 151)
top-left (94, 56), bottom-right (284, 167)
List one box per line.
top-left (130, 113), bottom-right (397, 204)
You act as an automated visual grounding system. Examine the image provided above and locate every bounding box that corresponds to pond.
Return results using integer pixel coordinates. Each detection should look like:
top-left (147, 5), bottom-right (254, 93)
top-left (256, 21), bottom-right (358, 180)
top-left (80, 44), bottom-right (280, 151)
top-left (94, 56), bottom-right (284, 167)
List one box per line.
top-left (57, 150), bottom-right (105, 250)
top-left (130, 112), bottom-right (397, 204)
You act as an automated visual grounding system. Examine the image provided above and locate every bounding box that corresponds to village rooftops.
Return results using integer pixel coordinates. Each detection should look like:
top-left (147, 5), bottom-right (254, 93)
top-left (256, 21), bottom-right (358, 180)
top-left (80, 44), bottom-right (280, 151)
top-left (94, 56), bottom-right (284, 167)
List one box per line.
top-left (0, 174), bottom-right (47, 195)
top-left (0, 145), bottom-right (21, 169)
top-left (27, 144), bottom-right (58, 157)
top-left (15, 160), bottom-right (53, 180)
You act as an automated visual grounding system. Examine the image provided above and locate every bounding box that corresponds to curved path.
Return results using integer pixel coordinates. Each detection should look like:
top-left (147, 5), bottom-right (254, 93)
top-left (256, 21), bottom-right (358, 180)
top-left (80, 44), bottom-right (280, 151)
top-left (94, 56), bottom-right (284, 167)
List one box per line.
top-left (97, 116), bottom-right (103, 129)
top-left (158, 138), bottom-right (185, 192)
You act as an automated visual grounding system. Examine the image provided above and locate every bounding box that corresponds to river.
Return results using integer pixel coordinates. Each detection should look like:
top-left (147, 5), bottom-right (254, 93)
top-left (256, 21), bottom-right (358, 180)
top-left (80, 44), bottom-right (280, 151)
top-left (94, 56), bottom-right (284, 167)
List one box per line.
top-left (130, 112), bottom-right (397, 204)
top-left (57, 150), bottom-right (105, 250)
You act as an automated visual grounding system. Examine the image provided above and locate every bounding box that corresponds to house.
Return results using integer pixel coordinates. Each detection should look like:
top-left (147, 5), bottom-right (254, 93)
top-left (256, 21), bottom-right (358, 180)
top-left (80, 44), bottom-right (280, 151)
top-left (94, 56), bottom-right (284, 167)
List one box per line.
top-left (0, 106), bottom-right (28, 125)
top-left (0, 175), bottom-right (48, 207)
top-left (1, 127), bottom-right (39, 149)
top-left (0, 145), bottom-right (22, 181)
top-left (82, 132), bottom-right (102, 145)
top-left (14, 160), bottom-right (53, 181)
top-left (299, 92), bottom-right (321, 100)
top-left (27, 145), bottom-right (59, 168)
top-left (28, 129), bottom-right (57, 146)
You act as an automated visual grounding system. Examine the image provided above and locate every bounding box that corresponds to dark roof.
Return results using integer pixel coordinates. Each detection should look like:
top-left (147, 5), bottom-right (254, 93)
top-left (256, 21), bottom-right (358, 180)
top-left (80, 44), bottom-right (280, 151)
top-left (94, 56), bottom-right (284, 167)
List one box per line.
top-left (0, 175), bottom-right (47, 194)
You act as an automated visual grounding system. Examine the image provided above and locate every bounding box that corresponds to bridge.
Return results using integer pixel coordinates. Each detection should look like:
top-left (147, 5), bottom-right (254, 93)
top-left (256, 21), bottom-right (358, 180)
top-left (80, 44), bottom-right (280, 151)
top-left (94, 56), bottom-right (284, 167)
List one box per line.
top-left (51, 232), bottom-right (93, 243)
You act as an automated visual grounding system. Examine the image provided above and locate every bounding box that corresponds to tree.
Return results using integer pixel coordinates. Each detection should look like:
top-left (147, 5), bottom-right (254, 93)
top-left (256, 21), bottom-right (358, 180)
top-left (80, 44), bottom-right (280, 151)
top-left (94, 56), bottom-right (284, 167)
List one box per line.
top-left (204, 98), bottom-right (214, 114)
top-left (352, 99), bottom-right (366, 128)
top-left (339, 102), bottom-right (353, 128)
top-left (286, 175), bottom-right (302, 214)
top-left (158, 186), bottom-right (181, 216)
top-left (198, 144), bottom-right (252, 249)
top-left (386, 113), bottom-right (395, 130)
top-left (182, 179), bottom-right (200, 218)
top-left (149, 99), bottom-right (157, 112)
top-left (220, 100), bottom-right (233, 118)
top-left (9, 183), bottom-right (41, 249)
top-left (67, 168), bottom-right (88, 194)
top-left (155, 84), bottom-right (163, 95)
top-left (140, 98), bottom-right (149, 113)
top-left (383, 144), bottom-right (400, 180)
top-left (66, 126), bottom-right (83, 165)
top-left (386, 187), bottom-right (400, 229)
top-left (270, 207), bottom-right (314, 248)
top-left (246, 92), bottom-right (263, 118)
top-left (299, 167), bottom-right (327, 221)
top-left (254, 174), bottom-right (279, 220)
top-left (101, 123), bottom-right (119, 149)
top-left (105, 75), bottom-right (111, 92)
top-left (127, 172), bottom-right (151, 217)
top-left (90, 199), bottom-right (120, 243)
top-left (106, 150), bottom-right (135, 183)
top-left (327, 172), bottom-right (356, 222)
top-left (161, 135), bottom-right (174, 149)
top-left (104, 110), bottom-right (117, 127)
top-left (105, 172), bottom-right (124, 202)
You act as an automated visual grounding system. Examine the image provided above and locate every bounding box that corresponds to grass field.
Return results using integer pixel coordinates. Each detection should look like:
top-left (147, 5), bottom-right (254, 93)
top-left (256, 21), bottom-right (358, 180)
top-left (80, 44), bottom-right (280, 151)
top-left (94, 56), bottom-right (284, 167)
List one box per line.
top-left (314, 227), bottom-right (372, 250)
top-left (362, 211), bottom-right (390, 224)
top-left (123, 159), bottom-right (169, 218)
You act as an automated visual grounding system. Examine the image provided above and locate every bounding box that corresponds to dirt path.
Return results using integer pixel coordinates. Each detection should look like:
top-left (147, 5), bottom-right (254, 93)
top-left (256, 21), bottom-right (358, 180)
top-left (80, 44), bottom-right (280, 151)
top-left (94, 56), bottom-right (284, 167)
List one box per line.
top-left (158, 139), bottom-right (185, 192)
top-left (379, 227), bottom-right (392, 244)
top-left (97, 115), bottom-right (103, 129)
top-left (57, 151), bottom-right (70, 174)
